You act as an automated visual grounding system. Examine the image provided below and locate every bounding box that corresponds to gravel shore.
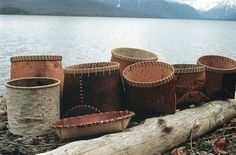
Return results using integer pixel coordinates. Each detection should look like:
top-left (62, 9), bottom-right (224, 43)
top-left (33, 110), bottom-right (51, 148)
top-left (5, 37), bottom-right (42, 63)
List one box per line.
top-left (0, 96), bottom-right (235, 155)
top-left (0, 96), bottom-right (66, 155)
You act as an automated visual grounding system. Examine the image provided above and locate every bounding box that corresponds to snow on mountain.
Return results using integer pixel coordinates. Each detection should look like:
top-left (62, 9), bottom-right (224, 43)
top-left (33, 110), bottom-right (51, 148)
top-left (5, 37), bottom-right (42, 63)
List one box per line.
top-left (97, 0), bottom-right (236, 20)
top-left (169, 0), bottom-right (236, 11)
top-left (203, 0), bottom-right (236, 20)
top-left (168, 0), bottom-right (220, 11)
top-left (212, 0), bottom-right (236, 10)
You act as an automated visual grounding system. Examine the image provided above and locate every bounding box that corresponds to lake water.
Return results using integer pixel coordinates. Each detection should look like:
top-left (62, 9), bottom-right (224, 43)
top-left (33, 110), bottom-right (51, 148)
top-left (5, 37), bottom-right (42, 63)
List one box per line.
top-left (0, 15), bottom-right (236, 95)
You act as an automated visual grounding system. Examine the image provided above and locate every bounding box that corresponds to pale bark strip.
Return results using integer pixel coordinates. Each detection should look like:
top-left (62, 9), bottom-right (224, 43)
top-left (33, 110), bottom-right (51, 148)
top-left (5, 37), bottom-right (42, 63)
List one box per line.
top-left (39, 99), bottom-right (236, 155)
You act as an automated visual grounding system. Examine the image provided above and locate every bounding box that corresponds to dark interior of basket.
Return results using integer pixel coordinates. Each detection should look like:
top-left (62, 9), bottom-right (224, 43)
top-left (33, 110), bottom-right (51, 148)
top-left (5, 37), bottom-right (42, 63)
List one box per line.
top-left (8, 78), bottom-right (58, 87)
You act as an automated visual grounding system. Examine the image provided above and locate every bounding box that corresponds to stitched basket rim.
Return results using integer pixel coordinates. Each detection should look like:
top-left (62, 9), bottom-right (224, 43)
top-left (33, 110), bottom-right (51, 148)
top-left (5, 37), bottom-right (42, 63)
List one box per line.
top-left (5, 77), bottom-right (60, 90)
top-left (111, 47), bottom-right (158, 62)
top-left (10, 55), bottom-right (62, 62)
top-left (63, 105), bottom-right (101, 118)
top-left (64, 62), bottom-right (120, 74)
top-left (123, 61), bottom-right (174, 88)
top-left (51, 111), bottom-right (135, 129)
top-left (197, 55), bottom-right (236, 73)
top-left (173, 64), bottom-right (205, 73)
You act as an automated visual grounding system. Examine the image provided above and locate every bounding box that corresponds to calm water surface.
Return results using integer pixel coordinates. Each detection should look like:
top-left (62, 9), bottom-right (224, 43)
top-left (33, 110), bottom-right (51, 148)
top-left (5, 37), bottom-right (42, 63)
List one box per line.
top-left (0, 15), bottom-right (236, 95)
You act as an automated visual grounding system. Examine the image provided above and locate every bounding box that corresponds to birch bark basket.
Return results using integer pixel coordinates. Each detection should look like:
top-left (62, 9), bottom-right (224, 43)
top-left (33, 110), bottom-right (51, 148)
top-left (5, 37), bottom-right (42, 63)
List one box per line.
top-left (39, 98), bottom-right (236, 155)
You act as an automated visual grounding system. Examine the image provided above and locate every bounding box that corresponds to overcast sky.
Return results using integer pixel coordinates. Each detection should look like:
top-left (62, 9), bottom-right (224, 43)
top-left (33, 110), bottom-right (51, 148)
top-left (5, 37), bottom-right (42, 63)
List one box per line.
top-left (172, 0), bottom-right (222, 10)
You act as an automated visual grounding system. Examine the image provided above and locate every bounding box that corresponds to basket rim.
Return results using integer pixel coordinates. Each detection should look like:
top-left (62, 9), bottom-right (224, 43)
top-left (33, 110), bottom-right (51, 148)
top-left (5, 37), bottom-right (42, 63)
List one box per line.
top-left (64, 62), bottom-right (120, 74)
top-left (111, 47), bottom-right (158, 62)
top-left (5, 77), bottom-right (61, 90)
top-left (197, 55), bottom-right (236, 73)
top-left (123, 61), bottom-right (174, 88)
top-left (51, 111), bottom-right (135, 129)
top-left (173, 64), bottom-right (205, 74)
top-left (10, 55), bottom-right (62, 62)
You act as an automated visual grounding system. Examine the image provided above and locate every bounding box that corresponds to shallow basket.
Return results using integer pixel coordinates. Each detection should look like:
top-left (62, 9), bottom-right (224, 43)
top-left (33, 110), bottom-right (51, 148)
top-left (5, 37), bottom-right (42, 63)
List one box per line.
top-left (51, 111), bottom-right (134, 139)
top-left (123, 61), bottom-right (175, 119)
top-left (197, 55), bottom-right (236, 100)
top-left (5, 77), bottom-right (60, 136)
top-left (10, 55), bottom-right (64, 95)
top-left (173, 64), bottom-right (208, 106)
top-left (111, 47), bottom-right (158, 73)
top-left (62, 62), bottom-right (124, 118)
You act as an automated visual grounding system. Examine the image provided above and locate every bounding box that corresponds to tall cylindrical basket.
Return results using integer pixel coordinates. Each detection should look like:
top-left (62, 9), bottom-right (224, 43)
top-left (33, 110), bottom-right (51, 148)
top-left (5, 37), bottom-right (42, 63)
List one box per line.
top-left (123, 61), bottom-right (176, 119)
top-left (5, 77), bottom-right (60, 136)
top-left (62, 62), bottom-right (124, 118)
top-left (10, 55), bottom-right (64, 95)
top-left (197, 55), bottom-right (236, 100)
top-left (173, 64), bottom-right (208, 106)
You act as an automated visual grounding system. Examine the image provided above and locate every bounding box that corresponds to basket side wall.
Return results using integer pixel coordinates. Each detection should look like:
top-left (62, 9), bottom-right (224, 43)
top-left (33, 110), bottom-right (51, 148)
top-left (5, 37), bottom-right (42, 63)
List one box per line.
top-left (6, 86), bottom-right (60, 136)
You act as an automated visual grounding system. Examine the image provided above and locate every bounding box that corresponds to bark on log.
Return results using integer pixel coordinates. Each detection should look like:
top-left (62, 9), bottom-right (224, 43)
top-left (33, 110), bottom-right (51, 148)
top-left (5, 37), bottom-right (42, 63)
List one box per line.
top-left (39, 99), bottom-right (236, 155)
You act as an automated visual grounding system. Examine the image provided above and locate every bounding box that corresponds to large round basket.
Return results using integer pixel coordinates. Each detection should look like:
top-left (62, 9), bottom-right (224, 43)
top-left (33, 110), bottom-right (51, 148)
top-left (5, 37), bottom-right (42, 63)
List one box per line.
top-left (111, 48), bottom-right (158, 73)
top-left (10, 55), bottom-right (64, 95)
top-left (173, 64), bottom-right (208, 106)
top-left (62, 62), bottom-right (124, 118)
top-left (123, 61), bottom-right (175, 119)
top-left (5, 77), bottom-right (60, 136)
top-left (197, 55), bottom-right (236, 100)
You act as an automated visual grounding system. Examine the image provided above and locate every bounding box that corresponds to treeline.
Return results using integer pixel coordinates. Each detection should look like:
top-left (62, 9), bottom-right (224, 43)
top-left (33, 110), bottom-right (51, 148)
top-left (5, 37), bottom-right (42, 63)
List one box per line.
top-left (0, 7), bottom-right (29, 15)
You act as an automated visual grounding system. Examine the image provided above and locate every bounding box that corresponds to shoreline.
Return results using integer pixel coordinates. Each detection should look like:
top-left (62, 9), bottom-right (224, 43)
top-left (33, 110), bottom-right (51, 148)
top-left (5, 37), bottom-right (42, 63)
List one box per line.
top-left (1, 14), bottom-right (236, 22)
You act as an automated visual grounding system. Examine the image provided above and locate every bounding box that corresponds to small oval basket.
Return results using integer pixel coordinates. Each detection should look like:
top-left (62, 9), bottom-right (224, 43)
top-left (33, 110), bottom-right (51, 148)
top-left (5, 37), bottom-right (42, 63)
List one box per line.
top-left (173, 64), bottom-right (208, 106)
top-left (62, 62), bottom-right (124, 117)
top-left (10, 55), bottom-right (64, 95)
top-left (111, 47), bottom-right (158, 73)
top-left (51, 111), bottom-right (135, 140)
top-left (197, 55), bottom-right (236, 100)
top-left (123, 61), bottom-right (175, 119)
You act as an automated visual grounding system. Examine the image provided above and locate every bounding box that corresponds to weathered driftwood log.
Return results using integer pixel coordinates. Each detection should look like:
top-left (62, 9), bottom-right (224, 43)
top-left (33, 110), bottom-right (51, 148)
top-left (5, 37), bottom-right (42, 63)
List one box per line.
top-left (40, 99), bottom-right (236, 155)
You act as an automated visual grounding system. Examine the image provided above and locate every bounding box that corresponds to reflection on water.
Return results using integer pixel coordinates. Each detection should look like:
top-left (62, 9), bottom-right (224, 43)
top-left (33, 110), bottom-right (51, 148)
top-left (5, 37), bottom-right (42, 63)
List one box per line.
top-left (0, 15), bottom-right (236, 95)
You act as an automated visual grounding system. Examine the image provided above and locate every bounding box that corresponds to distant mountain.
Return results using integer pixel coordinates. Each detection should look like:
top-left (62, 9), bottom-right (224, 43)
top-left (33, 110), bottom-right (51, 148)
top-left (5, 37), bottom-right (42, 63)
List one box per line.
top-left (202, 0), bottom-right (236, 20)
top-left (98, 0), bottom-right (201, 19)
top-left (0, 0), bottom-right (142, 17)
top-left (0, 0), bottom-right (201, 19)
top-left (1, 0), bottom-right (235, 20)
